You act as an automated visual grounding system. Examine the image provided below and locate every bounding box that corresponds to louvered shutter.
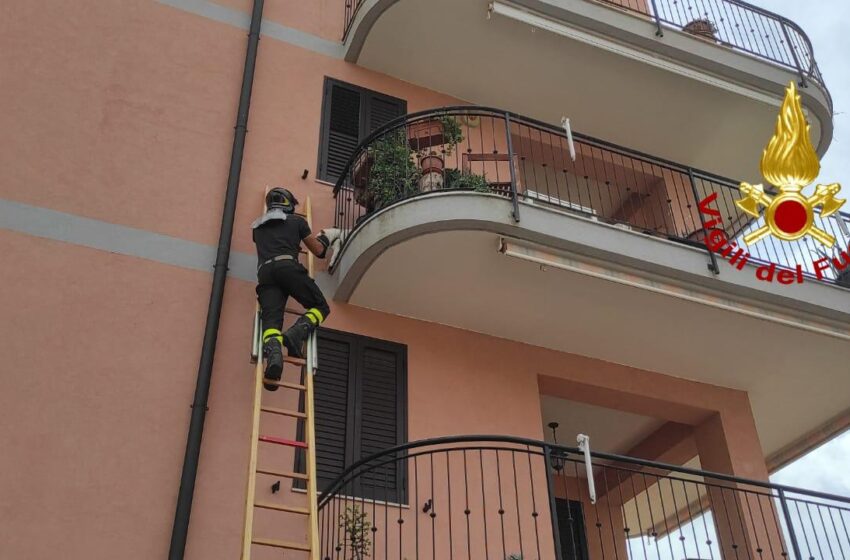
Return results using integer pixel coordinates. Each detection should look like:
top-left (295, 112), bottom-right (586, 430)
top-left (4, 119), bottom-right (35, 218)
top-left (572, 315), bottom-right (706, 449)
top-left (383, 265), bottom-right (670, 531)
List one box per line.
top-left (322, 83), bottom-right (361, 182)
top-left (318, 79), bottom-right (406, 182)
top-left (366, 95), bottom-right (404, 133)
top-left (311, 329), bottom-right (407, 501)
top-left (313, 330), bottom-right (356, 490)
top-left (353, 341), bottom-right (406, 502)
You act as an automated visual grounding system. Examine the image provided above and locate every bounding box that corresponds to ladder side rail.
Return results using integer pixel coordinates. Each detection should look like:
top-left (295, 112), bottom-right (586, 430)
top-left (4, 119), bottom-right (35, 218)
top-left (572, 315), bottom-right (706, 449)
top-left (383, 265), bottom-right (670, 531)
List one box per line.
top-left (240, 187), bottom-right (270, 560)
top-left (240, 335), bottom-right (265, 559)
top-left (304, 197), bottom-right (321, 560)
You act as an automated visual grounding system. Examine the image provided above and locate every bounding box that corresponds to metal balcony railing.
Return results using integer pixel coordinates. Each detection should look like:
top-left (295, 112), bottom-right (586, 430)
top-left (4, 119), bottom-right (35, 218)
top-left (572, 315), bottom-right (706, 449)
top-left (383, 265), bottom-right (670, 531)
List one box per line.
top-left (341, 0), bottom-right (829, 110)
top-left (342, 0), bottom-right (364, 40)
top-left (331, 107), bottom-right (850, 286)
top-left (600, 0), bottom-right (830, 107)
top-left (317, 435), bottom-right (850, 560)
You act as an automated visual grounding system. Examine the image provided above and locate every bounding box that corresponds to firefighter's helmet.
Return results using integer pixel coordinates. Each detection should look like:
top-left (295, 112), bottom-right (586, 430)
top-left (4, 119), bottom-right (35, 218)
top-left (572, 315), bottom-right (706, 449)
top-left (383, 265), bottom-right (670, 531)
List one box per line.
top-left (266, 187), bottom-right (299, 213)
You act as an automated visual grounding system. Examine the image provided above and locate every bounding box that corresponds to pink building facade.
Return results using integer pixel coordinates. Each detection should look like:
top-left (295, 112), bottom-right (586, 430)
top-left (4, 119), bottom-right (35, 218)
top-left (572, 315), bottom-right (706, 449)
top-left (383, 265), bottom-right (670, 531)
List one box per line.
top-left (1, 1), bottom-right (848, 559)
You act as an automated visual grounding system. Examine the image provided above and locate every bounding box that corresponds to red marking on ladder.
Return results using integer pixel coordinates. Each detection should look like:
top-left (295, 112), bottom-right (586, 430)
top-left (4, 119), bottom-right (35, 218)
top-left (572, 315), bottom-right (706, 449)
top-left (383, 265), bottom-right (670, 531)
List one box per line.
top-left (259, 435), bottom-right (308, 448)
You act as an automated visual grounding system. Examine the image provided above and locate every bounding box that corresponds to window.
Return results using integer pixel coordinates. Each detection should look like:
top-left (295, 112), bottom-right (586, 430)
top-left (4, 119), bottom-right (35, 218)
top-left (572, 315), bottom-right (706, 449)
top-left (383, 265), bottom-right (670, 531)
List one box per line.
top-left (317, 78), bottom-right (407, 183)
top-left (303, 328), bottom-right (408, 501)
top-left (556, 498), bottom-right (590, 560)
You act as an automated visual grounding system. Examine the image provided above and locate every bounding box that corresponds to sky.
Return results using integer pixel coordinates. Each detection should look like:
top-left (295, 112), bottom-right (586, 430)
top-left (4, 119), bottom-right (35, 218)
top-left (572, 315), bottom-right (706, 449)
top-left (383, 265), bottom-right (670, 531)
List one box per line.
top-left (625, 431), bottom-right (850, 560)
top-left (748, 0), bottom-right (850, 495)
top-left (756, 0), bottom-right (850, 185)
top-left (772, 430), bottom-right (850, 496)
top-left (629, 5), bottom-right (850, 556)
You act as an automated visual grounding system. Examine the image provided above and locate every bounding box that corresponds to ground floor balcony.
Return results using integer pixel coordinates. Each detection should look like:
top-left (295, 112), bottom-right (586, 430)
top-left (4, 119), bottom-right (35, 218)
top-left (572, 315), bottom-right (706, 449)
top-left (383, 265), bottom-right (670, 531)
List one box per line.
top-left (316, 435), bottom-right (850, 559)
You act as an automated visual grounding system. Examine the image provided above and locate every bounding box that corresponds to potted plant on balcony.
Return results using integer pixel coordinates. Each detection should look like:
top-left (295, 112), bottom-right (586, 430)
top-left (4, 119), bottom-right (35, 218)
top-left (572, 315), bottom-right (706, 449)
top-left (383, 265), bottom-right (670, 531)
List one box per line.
top-left (339, 505), bottom-right (371, 560)
top-left (417, 115), bottom-right (464, 192)
top-left (683, 18), bottom-right (718, 40)
top-left (359, 128), bottom-right (421, 211)
top-left (443, 168), bottom-right (491, 193)
top-left (812, 243), bottom-right (850, 287)
top-left (418, 151), bottom-right (445, 192)
top-left (837, 268), bottom-right (850, 288)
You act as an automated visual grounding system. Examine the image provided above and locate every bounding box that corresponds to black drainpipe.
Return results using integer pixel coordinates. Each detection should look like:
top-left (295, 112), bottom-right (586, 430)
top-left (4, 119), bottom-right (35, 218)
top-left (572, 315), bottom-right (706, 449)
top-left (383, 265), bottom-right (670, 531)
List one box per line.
top-left (168, 1), bottom-right (264, 557)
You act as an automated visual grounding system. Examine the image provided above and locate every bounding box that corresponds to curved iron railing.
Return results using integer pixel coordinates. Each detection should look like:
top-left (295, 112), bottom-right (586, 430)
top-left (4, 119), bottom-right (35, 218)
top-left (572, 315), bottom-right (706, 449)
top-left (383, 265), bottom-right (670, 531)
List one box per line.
top-left (342, 0), bottom-right (830, 109)
top-left (317, 434), bottom-right (850, 560)
top-left (603, 0), bottom-right (829, 102)
top-left (331, 107), bottom-right (850, 285)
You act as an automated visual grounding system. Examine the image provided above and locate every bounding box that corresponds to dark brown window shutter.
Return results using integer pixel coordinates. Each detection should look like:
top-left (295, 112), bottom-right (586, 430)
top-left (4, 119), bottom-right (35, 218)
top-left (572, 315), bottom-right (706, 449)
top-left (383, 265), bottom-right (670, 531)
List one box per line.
top-left (365, 94), bottom-right (404, 133)
top-left (323, 83), bottom-right (361, 183)
top-left (312, 331), bottom-right (356, 490)
top-left (353, 341), bottom-right (406, 502)
top-left (309, 329), bottom-right (407, 502)
top-left (317, 78), bottom-right (406, 183)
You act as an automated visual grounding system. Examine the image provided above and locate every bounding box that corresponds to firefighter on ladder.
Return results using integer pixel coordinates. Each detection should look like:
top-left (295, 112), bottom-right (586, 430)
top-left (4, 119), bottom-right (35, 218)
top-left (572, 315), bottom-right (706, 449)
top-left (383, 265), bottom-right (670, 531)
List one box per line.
top-left (253, 187), bottom-right (340, 391)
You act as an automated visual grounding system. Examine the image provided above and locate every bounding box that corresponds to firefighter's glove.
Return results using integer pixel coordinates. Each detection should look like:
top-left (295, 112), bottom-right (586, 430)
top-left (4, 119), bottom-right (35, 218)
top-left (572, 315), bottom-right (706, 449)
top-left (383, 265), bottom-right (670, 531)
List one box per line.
top-left (321, 228), bottom-right (342, 244)
top-left (316, 228), bottom-right (341, 259)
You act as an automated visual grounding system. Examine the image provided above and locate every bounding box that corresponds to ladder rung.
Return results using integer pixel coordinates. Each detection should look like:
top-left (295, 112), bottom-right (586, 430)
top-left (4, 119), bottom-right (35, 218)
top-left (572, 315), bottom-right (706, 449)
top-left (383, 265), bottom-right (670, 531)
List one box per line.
top-left (252, 537), bottom-right (310, 551)
top-left (259, 435), bottom-right (308, 448)
top-left (255, 502), bottom-right (309, 514)
top-left (256, 468), bottom-right (308, 480)
top-left (262, 379), bottom-right (306, 391)
top-left (260, 406), bottom-right (307, 419)
top-left (283, 355), bottom-right (307, 366)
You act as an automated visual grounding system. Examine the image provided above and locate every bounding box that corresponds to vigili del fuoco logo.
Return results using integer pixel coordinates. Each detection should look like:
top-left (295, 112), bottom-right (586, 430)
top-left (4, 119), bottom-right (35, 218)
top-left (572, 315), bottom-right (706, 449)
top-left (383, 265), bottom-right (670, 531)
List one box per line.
top-left (698, 82), bottom-right (847, 284)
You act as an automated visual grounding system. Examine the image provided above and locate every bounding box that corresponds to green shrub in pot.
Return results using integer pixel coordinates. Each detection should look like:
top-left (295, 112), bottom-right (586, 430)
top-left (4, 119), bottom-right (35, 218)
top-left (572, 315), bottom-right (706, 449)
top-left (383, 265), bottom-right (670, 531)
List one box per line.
top-left (444, 168), bottom-right (491, 193)
top-left (366, 128), bottom-right (421, 210)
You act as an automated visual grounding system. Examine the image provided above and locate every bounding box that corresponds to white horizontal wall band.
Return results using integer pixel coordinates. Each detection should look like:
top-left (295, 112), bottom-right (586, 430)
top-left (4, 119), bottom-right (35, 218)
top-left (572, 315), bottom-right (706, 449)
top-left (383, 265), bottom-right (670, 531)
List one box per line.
top-left (0, 198), bottom-right (256, 282)
top-left (156, 0), bottom-right (344, 59)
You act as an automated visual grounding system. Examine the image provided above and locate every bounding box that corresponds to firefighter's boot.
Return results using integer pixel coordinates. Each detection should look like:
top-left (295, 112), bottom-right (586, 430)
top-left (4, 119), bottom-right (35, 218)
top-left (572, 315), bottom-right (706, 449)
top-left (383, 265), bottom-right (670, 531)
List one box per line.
top-left (283, 315), bottom-right (317, 359)
top-left (262, 330), bottom-right (284, 391)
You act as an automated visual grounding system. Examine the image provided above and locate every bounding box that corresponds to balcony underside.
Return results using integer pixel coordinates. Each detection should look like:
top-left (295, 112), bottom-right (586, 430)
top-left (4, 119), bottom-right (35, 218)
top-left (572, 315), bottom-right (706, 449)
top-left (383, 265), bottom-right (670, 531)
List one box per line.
top-left (345, 0), bottom-right (832, 183)
top-left (327, 192), bottom-right (850, 463)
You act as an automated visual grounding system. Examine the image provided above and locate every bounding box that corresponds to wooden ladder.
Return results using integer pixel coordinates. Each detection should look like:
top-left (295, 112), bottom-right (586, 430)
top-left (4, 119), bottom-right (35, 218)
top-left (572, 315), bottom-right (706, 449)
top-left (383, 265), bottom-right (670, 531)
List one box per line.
top-left (240, 196), bottom-right (320, 559)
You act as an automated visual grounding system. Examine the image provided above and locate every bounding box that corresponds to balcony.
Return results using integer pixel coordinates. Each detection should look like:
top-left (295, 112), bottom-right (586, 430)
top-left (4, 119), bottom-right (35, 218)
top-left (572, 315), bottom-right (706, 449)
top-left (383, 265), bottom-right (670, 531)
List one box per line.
top-left (330, 107), bottom-right (849, 288)
top-left (324, 107), bottom-right (850, 470)
top-left (317, 435), bottom-right (850, 559)
top-left (339, 0), bottom-right (832, 183)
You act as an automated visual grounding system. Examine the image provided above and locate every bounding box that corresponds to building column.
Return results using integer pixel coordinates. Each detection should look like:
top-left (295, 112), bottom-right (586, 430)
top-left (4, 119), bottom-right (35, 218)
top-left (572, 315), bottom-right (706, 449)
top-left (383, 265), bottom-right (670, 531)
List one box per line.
top-left (694, 404), bottom-right (787, 559)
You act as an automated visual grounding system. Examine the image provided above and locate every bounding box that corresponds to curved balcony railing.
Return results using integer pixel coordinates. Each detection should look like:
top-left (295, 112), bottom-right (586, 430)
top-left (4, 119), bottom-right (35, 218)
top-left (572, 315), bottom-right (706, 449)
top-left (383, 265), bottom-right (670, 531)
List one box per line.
top-left (603, 0), bottom-right (829, 102)
top-left (332, 107), bottom-right (850, 286)
top-left (317, 434), bottom-right (850, 560)
top-left (341, 0), bottom-right (830, 109)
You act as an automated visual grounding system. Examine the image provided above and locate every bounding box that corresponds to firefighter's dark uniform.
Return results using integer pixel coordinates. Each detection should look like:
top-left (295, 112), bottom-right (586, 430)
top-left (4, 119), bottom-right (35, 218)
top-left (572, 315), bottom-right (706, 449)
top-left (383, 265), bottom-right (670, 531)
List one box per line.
top-left (253, 209), bottom-right (330, 356)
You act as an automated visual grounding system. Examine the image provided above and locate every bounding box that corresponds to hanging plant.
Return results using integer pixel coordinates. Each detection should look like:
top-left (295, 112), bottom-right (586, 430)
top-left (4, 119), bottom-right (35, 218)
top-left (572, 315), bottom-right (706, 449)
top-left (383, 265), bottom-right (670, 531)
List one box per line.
top-left (438, 115), bottom-right (464, 155)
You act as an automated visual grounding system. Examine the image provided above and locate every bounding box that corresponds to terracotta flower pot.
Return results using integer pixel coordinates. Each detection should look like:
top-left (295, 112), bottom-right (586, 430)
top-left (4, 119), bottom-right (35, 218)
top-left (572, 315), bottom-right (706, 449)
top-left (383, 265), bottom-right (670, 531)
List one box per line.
top-left (683, 18), bottom-right (717, 40)
top-left (419, 153), bottom-right (445, 192)
top-left (419, 153), bottom-right (444, 175)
